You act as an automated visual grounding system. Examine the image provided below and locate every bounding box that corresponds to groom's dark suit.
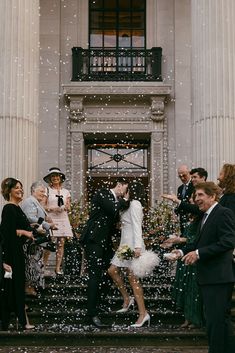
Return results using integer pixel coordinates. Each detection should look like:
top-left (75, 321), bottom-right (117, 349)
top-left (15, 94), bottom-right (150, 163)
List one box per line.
top-left (183, 203), bottom-right (235, 353)
top-left (80, 188), bottom-right (128, 318)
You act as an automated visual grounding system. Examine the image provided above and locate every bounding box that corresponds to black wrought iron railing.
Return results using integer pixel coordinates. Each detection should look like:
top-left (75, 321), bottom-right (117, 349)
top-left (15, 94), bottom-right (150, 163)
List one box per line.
top-left (71, 47), bottom-right (162, 82)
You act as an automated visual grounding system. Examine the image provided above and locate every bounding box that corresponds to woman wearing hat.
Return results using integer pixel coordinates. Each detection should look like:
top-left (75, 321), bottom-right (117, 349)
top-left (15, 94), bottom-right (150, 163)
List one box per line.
top-left (43, 168), bottom-right (73, 275)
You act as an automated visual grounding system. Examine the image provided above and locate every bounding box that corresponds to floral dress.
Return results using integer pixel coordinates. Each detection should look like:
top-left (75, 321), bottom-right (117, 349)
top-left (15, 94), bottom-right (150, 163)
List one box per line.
top-left (172, 219), bottom-right (204, 327)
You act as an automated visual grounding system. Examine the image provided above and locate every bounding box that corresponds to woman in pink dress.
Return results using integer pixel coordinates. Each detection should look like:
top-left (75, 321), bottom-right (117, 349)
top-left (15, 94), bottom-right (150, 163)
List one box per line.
top-left (43, 168), bottom-right (73, 275)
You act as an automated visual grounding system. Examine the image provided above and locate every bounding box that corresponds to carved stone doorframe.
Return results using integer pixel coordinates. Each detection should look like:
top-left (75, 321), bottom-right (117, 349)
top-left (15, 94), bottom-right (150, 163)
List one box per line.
top-left (63, 82), bottom-right (171, 205)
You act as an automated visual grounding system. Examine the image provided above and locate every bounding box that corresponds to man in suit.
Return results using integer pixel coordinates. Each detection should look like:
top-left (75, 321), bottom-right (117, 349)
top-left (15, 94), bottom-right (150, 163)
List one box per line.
top-left (176, 165), bottom-right (194, 232)
top-left (80, 178), bottom-right (129, 328)
top-left (162, 167), bottom-right (208, 217)
top-left (171, 182), bottom-right (235, 353)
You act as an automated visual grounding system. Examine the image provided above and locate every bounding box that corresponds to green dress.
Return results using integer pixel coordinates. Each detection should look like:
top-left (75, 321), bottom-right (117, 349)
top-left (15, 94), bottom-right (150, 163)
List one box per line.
top-left (172, 219), bottom-right (204, 327)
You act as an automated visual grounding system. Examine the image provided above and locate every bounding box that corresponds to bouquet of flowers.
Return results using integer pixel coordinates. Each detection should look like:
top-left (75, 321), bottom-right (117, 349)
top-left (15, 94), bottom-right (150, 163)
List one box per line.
top-left (116, 244), bottom-right (135, 261)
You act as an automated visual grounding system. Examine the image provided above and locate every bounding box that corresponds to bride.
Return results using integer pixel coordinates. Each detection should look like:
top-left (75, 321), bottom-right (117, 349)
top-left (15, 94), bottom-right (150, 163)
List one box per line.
top-left (108, 180), bottom-right (150, 328)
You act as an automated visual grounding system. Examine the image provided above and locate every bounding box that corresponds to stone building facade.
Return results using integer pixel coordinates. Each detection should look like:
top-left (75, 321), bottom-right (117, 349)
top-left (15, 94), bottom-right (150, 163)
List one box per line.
top-left (0, 0), bottom-right (235, 208)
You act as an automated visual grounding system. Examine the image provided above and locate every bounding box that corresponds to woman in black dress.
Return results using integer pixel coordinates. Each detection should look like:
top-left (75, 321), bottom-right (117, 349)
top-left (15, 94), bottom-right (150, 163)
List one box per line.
top-left (0, 177), bottom-right (35, 330)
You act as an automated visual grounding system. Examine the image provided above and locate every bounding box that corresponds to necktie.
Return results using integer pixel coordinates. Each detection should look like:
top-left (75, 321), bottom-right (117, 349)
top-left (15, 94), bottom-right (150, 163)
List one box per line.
top-left (200, 212), bottom-right (208, 230)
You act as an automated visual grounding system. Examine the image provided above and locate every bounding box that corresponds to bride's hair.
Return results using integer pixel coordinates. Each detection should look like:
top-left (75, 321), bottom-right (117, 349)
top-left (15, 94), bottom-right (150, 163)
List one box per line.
top-left (128, 180), bottom-right (146, 207)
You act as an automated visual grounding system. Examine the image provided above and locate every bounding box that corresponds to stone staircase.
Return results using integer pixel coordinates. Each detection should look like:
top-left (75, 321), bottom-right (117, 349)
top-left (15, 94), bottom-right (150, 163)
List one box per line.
top-left (0, 244), bottom-right (234, 350)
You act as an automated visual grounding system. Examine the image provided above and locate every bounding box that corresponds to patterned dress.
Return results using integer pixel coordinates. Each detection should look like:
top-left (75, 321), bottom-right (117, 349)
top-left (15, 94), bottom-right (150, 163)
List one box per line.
top-left (172, 219), bottom-right (204, 327)
top-left (21, 196), bottom-right (48, 288)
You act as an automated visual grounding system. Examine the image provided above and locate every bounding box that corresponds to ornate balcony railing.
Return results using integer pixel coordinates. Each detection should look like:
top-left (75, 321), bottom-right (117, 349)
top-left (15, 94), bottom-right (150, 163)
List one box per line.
top-left (71, 47), bottom-right (162, 82)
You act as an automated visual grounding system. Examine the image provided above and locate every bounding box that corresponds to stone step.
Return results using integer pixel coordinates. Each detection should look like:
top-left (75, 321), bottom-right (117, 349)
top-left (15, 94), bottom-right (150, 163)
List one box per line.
top-left (26, 294), bottom-right (174, 309)
top-left (0, 325), bottom-right (208, 348)
top-left (26, 308), bottom-right (184, 326)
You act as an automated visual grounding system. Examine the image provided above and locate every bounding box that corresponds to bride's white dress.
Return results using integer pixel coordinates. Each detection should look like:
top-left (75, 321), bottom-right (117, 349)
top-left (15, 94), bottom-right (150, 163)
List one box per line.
top-left (111, 200), bottom-right (145, 268)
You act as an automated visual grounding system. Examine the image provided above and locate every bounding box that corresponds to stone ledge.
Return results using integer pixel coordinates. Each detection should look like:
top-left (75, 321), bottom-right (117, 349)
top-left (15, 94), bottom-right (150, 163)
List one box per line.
top-left (63, 82), bottom-right (171, 97)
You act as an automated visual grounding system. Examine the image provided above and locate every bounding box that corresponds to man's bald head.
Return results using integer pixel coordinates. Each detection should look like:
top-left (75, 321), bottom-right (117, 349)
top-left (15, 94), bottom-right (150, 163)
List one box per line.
top-left (177, 165), bottom-right (191, 184)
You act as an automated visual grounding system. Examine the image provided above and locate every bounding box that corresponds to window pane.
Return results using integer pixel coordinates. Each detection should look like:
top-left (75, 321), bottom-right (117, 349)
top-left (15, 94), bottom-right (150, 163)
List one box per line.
top-left (88, 146), bottom-right (148, 173)
top-left (90, 0), bottom-right (103, 9)
top-left (118, 32), bottom-right (131, 48)
top-left (103, 11), bottom-right (116, 28)
top-left (104, 30), bottom-right (116, 47)
top-left (132, 30), bottom-right (145, 47)
top-left (119, 0), bottom-right (131, 9)
top-left (132, 12), bottom-right (145, 29)
top-left (119, 12), bottom-right (131, 29)
top-left (133, 0), bottom-right (145, 10)
top-left (90, 31), bottom-right (103, 47)
top-left (90, 12), bottom-right (103, 29)
top-left (104, 0), bottom-right (116, 9)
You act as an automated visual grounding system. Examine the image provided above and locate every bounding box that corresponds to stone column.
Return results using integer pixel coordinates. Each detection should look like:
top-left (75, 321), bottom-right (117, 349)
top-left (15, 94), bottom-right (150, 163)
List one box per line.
top-left (0, 0), bottom-right (39, 206)
top-left (191, 0), bottom-right (235, 180)
top-left (69, 132), bottom-right (85, 202)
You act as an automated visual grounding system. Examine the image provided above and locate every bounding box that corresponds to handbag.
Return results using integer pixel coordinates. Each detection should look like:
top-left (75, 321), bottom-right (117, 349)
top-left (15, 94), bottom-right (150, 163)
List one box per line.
top-left (33, 229), bottom-right (51, 245)
top-left (130, 250), bottom-right (160, 278)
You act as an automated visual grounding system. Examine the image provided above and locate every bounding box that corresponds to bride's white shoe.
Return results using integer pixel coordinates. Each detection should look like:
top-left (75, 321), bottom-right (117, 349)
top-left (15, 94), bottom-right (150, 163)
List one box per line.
top-left (116, 297), bottom-right (135, 313)
top-left (130, 312), bottom-right (150, 328)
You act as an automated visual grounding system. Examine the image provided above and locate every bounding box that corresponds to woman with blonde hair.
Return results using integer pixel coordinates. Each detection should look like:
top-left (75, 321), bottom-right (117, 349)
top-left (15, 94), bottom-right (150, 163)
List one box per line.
top-left (43, 167), bottom-right (73, 276)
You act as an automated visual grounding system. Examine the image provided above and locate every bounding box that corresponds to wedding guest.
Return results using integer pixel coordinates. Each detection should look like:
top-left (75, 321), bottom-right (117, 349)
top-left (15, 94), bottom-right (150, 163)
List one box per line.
top-left (168, 182), bottom-right (235, 353)
top-left (176, 165), bottom-right (194, 233)
top-left (217, 163), bottom-right (235, 216)
top-left (108, 180), bottom-right (150, 328)
top-left (80, 178), bottom-right (129, 328)
top-left (0, 231), bottom-right (3, 285)
top-left (161, 196), bottom-right (204, 329)
top-left (0, 178), bottom-right (35, 330)
top-left (21, 181), bottom-right (57, 296)
top-left (162, 167), bottom-right (208, 218)
top-left (43, 167), bottom-right (73, 276)
top-left (0, 231), bottom-right (3, 327)
top-left (218, 163), bottom-right (235, 262)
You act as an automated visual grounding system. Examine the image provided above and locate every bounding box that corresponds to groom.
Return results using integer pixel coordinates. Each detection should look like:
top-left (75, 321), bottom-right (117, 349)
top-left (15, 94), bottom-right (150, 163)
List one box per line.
top-left (80, 178), bottom-right (129, 328)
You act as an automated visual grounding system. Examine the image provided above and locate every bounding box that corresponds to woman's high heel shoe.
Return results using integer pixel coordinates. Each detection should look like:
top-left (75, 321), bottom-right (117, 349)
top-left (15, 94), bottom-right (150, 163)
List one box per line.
top-left (15, 318), bottom-right (35, 331)
top-left (23, 308), bottom-right (35, 330)
top-left (24, 324), bottom-right (35, 330)
top-left (130, 312), bottom-right (150, 328)
top-left (116, 297), bottom-right (135, 313)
